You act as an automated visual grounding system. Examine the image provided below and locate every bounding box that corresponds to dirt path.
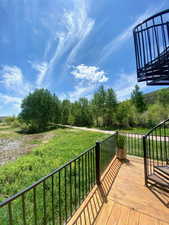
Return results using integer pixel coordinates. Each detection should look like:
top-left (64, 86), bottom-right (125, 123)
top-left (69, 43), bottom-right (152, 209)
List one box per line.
top-left (58, 124), bottom-right (116, 134)
top-left (59, 125), bottom-right (169, 142)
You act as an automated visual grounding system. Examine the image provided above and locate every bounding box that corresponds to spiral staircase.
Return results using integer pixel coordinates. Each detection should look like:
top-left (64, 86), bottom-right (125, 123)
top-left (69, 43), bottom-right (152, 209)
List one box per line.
top-left (133, 9), bottom-right (169, 85)
top-left (133, 9), bottom-right (169, 192)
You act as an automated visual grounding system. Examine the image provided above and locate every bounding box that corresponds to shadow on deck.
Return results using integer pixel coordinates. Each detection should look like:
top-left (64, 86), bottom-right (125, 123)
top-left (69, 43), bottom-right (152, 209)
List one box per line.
top-left (68, 156), bottom-right (169, 225)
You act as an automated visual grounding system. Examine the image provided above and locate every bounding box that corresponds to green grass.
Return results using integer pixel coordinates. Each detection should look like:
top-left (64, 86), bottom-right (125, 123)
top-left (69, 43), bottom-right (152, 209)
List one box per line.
top-left (0, 128), bottom-right (109, 225)
top-left (120, 127), bottom-right (169, 136)
top-left (0, 128), bottom-right (109, 200)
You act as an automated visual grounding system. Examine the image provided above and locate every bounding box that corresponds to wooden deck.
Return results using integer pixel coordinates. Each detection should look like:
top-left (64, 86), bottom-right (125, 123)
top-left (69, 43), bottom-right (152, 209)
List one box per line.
top-left (68, 156), bottom-right (169, 225)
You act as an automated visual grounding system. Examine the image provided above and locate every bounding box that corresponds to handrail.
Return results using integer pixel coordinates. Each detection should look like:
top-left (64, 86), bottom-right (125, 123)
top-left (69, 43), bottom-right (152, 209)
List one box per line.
top-left (0, 145), bottom-right (95, 207)
top-left (143, 117), bottom-right (169, 187)
top-left (133, 9), bottom-right (169, 31)
top-left (0, 133), bottom-right (117, 225)
top-left (144, 118), bottom-right (169, 137)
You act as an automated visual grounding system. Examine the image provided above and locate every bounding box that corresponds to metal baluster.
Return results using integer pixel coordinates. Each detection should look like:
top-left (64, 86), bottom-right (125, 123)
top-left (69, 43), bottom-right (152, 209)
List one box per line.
top-left (78, 158), bottom-right (81, 206)
top-left (58, 171), bottom-right (61, 225)
top-left (70, 163), bottom-right (72, 216)
top-left (74, 160), bottom-right (77, 209)
top-left (33, 188), bottom-right (37, 225)
top-left (51, 175), bottom-right (55, 225)
top-left (64, 167), bottom-right (67, 222)
top-left (8, 202), bottom-right (13, 225)
top-left (43, 181), bottom-right (47, 225)
top-left (22, 194), bottom-right (26, 225)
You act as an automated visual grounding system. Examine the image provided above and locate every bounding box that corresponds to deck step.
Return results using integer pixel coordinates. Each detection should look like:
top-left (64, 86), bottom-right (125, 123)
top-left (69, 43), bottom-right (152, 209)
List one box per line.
top-left (148, 174), bottom-right (169, 189)
top-left (154, 166), bottom-right (169, 181)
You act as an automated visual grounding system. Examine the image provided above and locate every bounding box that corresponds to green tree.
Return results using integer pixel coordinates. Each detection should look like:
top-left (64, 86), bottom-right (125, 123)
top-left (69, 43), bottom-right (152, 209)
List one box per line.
top-left (61, 100), bottom-right (71, 124)
top-left (20, 89), bottom-right (60, 132)
top-left (157, 89), bottom-right (169, 107)
top-left (73, 98), bottom-right (93, 127)
top-left (92, 85), bottom-right (106, 127)
top-left (131, 85), bottom-right (146, 113)
top-left (104, 88), bottom-right (117, 127)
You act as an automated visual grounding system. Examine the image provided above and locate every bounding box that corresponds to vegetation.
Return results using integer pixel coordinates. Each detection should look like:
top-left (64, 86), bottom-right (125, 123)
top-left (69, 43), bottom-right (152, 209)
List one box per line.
top-left (0, 128), bottom-right (108, 201)
top-left (117, 134), bottom-right (126, 149)
top-left (19, 89), bottom-right (61, 132)
top-left (17, 86), bottom-right (169, 133)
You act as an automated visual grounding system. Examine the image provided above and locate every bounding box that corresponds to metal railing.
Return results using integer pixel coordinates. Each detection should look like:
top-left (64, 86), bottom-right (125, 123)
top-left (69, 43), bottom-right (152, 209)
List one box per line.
top-left (143, 118), bottom-right (169, 185)
top-left (120, 132), bottom-right (143, 157)
top-left (133, 9), bottom-right (169, 85)
top-left (0, 133), bottom-right (117, 225)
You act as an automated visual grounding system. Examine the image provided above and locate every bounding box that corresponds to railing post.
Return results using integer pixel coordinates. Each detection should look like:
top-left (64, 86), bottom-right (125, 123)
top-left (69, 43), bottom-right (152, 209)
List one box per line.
top-left (143, 135), bottom-right (148, 186)
top-left (96, 141), bottom-right (101, 185)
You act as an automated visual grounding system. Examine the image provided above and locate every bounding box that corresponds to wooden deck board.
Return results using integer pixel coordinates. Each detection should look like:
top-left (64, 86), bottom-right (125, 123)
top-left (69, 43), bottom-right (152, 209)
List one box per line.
top-left (68, 156), bottom-right (169, 225)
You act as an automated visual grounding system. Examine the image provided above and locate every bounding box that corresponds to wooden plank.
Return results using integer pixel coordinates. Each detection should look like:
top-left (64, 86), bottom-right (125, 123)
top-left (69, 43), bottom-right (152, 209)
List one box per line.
top-left (159, 221), bottom-right (169, 225)
top-left (139, 214), bottom-right (159, 225)
top-left (116, 204), bottom-right (130, 225)
top-left (106, 202), bottom-right (121, 225)
top-left (94, 201), bottom-right (114, 225)
top-left (127, 209), bottom-right (140, 225)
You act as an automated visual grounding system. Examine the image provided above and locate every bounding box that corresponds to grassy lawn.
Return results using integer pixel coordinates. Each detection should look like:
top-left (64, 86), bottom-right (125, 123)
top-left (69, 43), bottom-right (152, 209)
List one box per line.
top-left (119, 127), bottom-right (169, 136)
top-left (120, 127), bottom-right (150, 134)
top-left (0, 128), bottom-right (109, 201)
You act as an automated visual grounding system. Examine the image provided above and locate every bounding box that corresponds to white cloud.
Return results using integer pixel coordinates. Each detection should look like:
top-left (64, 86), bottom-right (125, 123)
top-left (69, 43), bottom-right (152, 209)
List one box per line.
top-left (0, 66), bottom-right (23, 88)
top-left (114, 72), bottom-right (147, 101)
top-left (71, 64), bottom-right (108, 83)
top-left (68, 81), bottom-right (96, 102)
top-left (32, 62), bottom-right (48, 87)
top-left (100, 4), bottom-right (165, 63)
top-left (0, 65), bottom-right (31, 96)
top-left (0, 93), bottom-right (22, 111)
top-left (42, 0), bottom-right (95, 80)
top-left (65, 64), bottom-right (108, 101)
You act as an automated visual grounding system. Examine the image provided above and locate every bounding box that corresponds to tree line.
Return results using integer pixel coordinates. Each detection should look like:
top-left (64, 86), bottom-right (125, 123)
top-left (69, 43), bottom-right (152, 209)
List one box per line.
top-left (3, 86), bottom-right (169, 132)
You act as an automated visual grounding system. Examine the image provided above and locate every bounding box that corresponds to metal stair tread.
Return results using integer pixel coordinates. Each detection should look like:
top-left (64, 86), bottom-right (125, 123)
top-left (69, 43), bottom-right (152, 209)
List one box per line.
top-left (148, 174), bottom-right (169, 187)
top-left (154, 166), bottom-right (169, 176)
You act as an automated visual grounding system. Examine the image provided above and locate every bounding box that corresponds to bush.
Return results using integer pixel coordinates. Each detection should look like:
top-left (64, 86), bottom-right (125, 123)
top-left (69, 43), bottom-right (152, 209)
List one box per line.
top-left (19, 89), bottom-right (61, 132)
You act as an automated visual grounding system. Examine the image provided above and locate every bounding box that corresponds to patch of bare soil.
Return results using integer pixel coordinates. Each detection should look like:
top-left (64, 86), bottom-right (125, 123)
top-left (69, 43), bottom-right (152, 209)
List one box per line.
top-left (0, 131), bottom-right (55, 166)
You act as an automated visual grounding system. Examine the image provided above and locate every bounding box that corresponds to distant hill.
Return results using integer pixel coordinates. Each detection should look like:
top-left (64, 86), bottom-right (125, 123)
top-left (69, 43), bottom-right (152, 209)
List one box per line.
top-left (143, 88), bottom-right (169, 105)
top-left (0, 116), bottom-right (7, 121)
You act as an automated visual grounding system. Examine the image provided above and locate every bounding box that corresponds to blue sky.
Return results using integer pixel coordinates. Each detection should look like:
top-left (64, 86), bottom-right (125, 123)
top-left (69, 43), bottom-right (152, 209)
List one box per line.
top-left (0, 0), bottom-right (169, 116)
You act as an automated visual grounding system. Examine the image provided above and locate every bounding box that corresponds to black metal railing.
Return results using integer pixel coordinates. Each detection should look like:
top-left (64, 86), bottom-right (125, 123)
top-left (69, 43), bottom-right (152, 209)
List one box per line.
top-left (133, 9), bottom-right (169, 85)
top-left (143, 118), bottom-right (169, 185)
top-left (0, 133), bottom-right (117, 225)
top-left (119, 132), bottom-right (143, 157)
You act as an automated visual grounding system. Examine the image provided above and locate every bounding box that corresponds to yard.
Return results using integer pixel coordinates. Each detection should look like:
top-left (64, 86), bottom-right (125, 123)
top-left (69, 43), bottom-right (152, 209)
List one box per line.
top-left (0, 126), bottom-right (109, 202)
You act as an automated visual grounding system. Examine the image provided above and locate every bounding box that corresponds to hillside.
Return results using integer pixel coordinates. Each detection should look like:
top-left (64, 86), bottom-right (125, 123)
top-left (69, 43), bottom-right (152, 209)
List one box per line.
top-left (143, 87), bottom-right (169, 105)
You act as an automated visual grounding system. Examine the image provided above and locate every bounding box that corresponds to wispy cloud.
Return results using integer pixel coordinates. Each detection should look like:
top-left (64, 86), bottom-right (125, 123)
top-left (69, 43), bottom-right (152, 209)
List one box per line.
top-left (68, 81), bottom-right (95, 101)
top-left (0, 65), bottom-right (31, 96)
top-left (32, 62), bottom-right (48, 87)
top-left (114, 71), bottom-right (147, 101)
top-left (100, 4), bottom-right (165, 64)
top-left (42, 0), bottom-right (95, 80)
top-left (0, 93), bottom-right (22, 110)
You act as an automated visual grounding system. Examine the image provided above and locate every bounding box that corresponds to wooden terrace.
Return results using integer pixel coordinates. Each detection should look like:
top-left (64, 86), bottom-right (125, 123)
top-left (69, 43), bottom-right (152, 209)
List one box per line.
top-left (68, 156), bottom-right (169, 225)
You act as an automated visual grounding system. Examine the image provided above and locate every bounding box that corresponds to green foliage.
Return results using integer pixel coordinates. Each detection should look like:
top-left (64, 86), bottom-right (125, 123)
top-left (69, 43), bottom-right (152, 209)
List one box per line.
top-left (0, 129), bottom-right (108, 200)
top-left (157, 88), bottom-right (169, 107)
top-left (131, 85), bottom-right (146, 113)
top-left (4, 116), bottom-right (16, 125)
top-left (19, 89), bottom-right (61, 132)
top-left (61, 99), bottom-right (71, 124)
top-left (11, 85), bottom-right (169, 132)
top-left (117, 134), bottom-right (126, 149)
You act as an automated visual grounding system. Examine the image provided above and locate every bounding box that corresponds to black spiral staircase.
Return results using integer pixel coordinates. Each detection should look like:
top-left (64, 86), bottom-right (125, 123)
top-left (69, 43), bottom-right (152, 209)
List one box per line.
top-left (133, 9), bottom-right (169, 85)
top-left (143, 119), bottom-right (169, 193)
top-left (133, 9), bottom-right (169, 195)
